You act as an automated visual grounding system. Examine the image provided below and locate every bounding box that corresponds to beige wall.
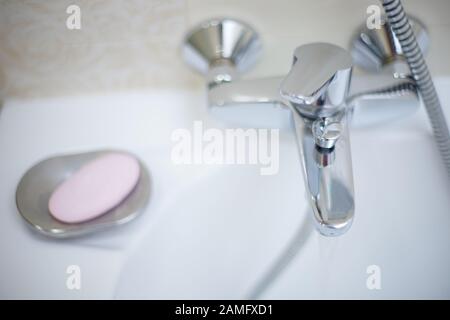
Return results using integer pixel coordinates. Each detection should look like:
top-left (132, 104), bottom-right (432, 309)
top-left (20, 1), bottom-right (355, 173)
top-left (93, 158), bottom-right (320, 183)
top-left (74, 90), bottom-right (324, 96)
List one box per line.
top-left (1, 0), bottom-right (449, 98)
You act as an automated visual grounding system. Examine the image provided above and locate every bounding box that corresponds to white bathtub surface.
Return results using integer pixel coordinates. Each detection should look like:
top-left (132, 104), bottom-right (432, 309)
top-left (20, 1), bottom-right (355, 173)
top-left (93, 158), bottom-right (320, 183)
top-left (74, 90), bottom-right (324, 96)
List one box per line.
top-left (1, 79), bottom-right (450, 299)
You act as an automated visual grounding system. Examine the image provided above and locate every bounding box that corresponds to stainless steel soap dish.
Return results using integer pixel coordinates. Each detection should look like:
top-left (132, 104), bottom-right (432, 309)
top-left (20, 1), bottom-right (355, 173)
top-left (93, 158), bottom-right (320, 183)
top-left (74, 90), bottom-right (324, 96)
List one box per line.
top-left (16, 149), bottom-right (151, 238)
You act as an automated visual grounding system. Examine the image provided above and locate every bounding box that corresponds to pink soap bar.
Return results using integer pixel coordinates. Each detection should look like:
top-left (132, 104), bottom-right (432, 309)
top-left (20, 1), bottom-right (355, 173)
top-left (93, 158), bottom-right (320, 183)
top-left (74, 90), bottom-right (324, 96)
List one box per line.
top-left (48, 152), bottom-right (140, 224)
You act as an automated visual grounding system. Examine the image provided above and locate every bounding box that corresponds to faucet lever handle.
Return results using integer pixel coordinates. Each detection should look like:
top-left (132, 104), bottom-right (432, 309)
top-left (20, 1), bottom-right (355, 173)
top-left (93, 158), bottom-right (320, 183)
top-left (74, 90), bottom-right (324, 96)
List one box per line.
top-left (280, 43), bottom-right (353, 118)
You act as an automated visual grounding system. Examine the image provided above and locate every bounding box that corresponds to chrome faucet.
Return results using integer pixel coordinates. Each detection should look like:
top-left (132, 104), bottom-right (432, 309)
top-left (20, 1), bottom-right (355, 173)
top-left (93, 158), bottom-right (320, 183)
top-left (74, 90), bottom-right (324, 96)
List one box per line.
top-left (280, 43), bottom-right (354, 236)
top-left (182, 17), bottom-right (425, 236)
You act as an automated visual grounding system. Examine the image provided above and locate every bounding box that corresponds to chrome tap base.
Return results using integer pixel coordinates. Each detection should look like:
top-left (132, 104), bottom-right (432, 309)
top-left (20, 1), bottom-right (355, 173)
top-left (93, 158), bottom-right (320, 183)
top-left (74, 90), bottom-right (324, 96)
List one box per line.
top-left (182, 18), bottom-right (262, 84)
top-left (351, 15), bottom-right (429, 72)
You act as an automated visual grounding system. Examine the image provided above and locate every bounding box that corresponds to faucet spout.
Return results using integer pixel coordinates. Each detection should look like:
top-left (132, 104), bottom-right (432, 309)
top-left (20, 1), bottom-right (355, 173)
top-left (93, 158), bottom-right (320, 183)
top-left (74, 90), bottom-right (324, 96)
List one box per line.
top-left (291, 109), bottom-right (354, 236)
top-left (281, 43), bottom-right (355, 236)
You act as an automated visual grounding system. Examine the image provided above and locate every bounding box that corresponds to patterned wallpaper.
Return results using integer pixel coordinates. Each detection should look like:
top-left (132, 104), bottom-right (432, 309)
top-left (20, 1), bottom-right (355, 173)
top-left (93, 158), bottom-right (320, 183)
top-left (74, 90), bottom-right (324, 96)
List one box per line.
top-left (0, 0), bottom-right (197, 98)
top-left (1, 0), bottom-right (449, 99)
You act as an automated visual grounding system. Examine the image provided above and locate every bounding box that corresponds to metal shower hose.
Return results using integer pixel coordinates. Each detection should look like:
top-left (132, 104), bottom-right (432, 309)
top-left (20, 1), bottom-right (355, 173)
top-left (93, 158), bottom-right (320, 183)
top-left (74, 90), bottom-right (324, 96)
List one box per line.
top-left (381, 0), bottom-right (450, 178)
